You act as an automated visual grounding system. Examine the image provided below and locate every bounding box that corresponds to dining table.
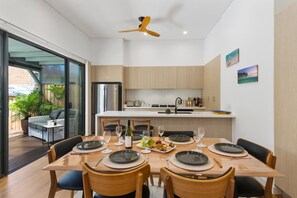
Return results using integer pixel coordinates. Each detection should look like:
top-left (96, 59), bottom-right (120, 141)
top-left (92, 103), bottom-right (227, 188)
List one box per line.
top-left (43, 136), bottom-right (283, 178)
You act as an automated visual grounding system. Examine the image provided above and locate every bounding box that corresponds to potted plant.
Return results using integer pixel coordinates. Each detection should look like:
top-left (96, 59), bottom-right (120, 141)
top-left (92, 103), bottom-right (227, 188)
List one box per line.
top-left (9, 90), bottom-right (42, 134)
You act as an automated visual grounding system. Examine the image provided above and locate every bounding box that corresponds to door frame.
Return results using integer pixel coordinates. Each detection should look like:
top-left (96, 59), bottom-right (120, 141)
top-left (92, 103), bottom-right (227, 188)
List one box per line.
top-left (0, 31), bottom-right (86, 176)
top-left (0, 30), bottom-right (9, 178)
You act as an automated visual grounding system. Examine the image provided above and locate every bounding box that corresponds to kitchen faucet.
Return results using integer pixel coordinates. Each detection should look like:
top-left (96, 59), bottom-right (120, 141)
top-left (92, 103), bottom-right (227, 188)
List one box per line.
top-left (175, 97), bottom-right (182, 114)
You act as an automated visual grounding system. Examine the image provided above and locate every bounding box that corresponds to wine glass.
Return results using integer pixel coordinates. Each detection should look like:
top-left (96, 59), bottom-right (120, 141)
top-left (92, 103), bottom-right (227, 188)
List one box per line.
top-left (193, 130), bottom-right (202, 152)
top-left (114, 126), bottom-right (123, 146)
top-left (158, 125), bottom-right (164, 140)
top-left (102, 131), bottom-right (112, 153)
top-left (141, 130), bottom-right (151, 153)
top-left (197, 127), bottom-right (206, 147)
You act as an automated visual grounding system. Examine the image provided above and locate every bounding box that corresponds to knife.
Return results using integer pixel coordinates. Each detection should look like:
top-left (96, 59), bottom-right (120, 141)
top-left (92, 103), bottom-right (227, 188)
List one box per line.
top-left (95, 158), bottom-right (103, 167)
top-left (214, 158), bottom-right (222, 168)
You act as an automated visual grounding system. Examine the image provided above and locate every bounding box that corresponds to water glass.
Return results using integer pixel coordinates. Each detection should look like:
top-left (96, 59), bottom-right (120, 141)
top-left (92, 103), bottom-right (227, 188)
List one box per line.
top-left (142, 130), bottom-right (151, 153)
top-left (197, 127), bottom-right (206, 147)
top-left (102, 131), bottom-right (112, 153)
top-left (115, 126), bottom-right (123, 146)
top-left (193, 130), bottom-right (202, 152)
top-left (158, 125), bottom-right (164, 140)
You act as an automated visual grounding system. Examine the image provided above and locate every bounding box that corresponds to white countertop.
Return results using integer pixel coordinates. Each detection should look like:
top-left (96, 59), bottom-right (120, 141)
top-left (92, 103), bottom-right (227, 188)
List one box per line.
top-left (96, 111), bottom-right (235, 118)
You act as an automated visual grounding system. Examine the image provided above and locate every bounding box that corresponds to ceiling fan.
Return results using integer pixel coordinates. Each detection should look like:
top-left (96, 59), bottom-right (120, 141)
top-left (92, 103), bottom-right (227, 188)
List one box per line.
top-left (118, 16), bottom-right (160, 37)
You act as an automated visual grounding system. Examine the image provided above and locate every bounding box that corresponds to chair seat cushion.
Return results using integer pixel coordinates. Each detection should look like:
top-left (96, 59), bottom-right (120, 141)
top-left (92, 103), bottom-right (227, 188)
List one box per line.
top-left (235, 176), bottom-right (264, 197)
top-left (57, 170), bottom-right (83, 191)
top-left (134, 125), bottom-right (154, 131)
top-left (105, 124), bottom-right (126, 132)
top-left (94, 185), bottom-right (149, 198)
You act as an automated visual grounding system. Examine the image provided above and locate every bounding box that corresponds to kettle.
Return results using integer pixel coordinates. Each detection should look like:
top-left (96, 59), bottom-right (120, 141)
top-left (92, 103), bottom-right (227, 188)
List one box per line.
top-left (134, 100), bottom-right (141, 107)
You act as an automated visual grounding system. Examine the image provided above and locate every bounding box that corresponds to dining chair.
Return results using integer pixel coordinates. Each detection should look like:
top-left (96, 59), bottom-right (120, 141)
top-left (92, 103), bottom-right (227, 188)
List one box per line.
top-left (131, 119), bottom-right (154, 131)
top-left (160, 167), bottom-right (235, 198)
top-left (82, 163), bottom-right (151, 198)
top-left (234, 138), bottom-right (277, 198)
top-left (100, 119), bottom-right (126, 133)
top-left (163, 131), bottom-right (194, 138)
top-left (47, 136), bottom-right (84, 198)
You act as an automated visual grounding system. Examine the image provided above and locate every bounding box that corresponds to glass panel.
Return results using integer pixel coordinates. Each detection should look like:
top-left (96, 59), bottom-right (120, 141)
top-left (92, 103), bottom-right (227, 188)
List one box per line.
top-left (68, 61), bottom-right (84, 137)
top-left (0, 31), bottom-right (4, 177)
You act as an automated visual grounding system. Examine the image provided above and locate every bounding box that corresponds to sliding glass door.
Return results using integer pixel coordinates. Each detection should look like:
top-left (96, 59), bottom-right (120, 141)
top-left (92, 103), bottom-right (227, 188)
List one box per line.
top-left (68, 61), bottom-right (85, 137)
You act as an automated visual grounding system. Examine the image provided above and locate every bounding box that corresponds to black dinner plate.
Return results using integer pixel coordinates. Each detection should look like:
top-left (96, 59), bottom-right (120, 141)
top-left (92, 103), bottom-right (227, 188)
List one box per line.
top-left (175, 151), bottom-right (208, 165)
top-left (214, 143), bottom-right (244, 153)
top-left (109, 150), bottom-right (140, 164)
top-left (122, 134), bottom-right (142, 141)
top-left (76, 141), bottom-right (103, 150)
top-left (168, 134), bottom-right (191, 142)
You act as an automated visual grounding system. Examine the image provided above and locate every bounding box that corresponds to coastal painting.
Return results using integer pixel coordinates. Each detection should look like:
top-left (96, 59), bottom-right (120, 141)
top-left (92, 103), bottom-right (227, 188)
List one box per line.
top-left (238, 65), bottom-right (258, 84)
top-left (226, 49), bottom-right (239, 67)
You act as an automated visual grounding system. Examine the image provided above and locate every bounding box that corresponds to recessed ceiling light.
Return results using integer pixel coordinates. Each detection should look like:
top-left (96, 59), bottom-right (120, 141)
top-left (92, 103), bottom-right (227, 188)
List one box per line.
top-left (144, 32), bottom-right (148, 36)
top-left (183, 31), bottom-right (188, 35)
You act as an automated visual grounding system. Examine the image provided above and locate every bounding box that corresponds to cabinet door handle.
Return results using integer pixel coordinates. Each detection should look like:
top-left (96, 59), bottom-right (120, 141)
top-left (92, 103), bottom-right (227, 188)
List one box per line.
top-left (212, 96), bottom-right (215, 102)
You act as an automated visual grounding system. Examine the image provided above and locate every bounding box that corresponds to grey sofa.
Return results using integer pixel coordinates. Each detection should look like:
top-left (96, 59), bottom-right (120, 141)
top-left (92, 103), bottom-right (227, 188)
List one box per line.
top-left (28, 109), bottom-right (78, 142)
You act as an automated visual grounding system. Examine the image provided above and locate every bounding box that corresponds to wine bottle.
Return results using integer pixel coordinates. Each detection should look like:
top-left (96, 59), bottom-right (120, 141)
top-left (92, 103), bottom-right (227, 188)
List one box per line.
top-left (125, 120), bottom-right (133, 149)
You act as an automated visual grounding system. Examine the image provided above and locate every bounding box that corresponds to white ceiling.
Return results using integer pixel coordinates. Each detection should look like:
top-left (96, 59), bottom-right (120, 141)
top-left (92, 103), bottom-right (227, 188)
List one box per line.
top-left (44, 0), bottom-right (233, 40)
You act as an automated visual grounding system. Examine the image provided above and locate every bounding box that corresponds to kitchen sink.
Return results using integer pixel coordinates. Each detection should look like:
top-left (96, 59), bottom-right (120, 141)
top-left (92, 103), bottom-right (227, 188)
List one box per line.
top-left (158, 111), bottom-right (192, 114)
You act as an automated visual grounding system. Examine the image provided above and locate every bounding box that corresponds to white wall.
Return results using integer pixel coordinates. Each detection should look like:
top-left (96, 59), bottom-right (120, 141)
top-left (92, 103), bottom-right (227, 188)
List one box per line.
top-left (0, 0), bottom-right (91, 62)
top-left (90, 38), bottom-right (123, 65)
top-left (204, 0), bottom-right (274, 150)
top-left (123, 40), bottom-right (204, 66)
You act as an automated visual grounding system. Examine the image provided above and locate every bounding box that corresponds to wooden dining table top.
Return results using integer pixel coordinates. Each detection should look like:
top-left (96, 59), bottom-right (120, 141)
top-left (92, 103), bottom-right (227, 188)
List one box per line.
top-left (43, 136), bottom-right (283, 177)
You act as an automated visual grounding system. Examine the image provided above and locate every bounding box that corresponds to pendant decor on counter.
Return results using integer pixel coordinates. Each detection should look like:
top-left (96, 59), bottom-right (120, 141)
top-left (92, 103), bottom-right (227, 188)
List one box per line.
top-left (226, 48), bottom-right (239, 67)
top-left (237, 65), bottom-right (258, 84)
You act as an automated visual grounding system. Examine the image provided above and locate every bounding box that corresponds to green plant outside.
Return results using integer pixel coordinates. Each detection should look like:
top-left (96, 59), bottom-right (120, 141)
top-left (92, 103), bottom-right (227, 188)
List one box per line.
top-left (47, 85), bottom-right (65, 100)
top-left (9, 90), bottom-right (61, 120)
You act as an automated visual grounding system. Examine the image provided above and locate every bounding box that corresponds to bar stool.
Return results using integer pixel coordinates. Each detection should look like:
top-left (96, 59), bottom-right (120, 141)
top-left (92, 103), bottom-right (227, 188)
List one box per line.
top-left (131, 119), bottom-right (154, 131)
top-left (100, 119), bottom-right (126, 133)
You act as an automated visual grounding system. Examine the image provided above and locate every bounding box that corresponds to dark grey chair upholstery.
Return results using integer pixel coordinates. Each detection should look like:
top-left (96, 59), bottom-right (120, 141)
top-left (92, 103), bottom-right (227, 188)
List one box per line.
top-left (163, 131), bottom-right (194, 138)
top-left (48, 136), bottom-right (84, 197)
top-left (234, 138), bottom-right (276, 198)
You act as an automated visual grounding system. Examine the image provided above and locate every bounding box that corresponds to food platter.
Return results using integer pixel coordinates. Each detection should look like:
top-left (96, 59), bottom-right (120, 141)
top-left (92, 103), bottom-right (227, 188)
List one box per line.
top-left (136, 139), bottom-right (175, 153)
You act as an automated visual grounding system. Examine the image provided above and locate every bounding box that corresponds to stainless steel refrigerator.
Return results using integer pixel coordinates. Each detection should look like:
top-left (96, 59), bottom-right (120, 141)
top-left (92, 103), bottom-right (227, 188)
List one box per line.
top-left (91, 82), bottom-right (122, 133)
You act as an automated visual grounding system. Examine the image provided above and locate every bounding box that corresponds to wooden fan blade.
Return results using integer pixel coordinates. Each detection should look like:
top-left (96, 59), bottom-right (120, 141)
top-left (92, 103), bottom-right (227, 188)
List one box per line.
top-left (140, 16), bottom-right (151, 30)
top-left (118, 29), bottom-right (139, 33)
top-left (146, 29), bottom-right (160, 37)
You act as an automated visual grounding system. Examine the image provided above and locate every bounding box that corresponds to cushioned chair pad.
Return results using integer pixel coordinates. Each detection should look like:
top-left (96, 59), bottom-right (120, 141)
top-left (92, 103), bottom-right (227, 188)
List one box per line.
top-left (57, 170), bottom-right (83, 190)
top-left (134, 125), bottom-right (154, 131)
top-left (105, 124), bottom-right (126, 132)
top-left (234, 176), bottom-right (264, 197)
top-left (163, 131), bottom-right (194, 138)
top-left (94, 185), bottom-right (149, 198)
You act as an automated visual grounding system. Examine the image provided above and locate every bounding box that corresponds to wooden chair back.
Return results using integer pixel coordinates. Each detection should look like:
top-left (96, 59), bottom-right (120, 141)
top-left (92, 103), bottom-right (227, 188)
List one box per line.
top-left (160, 167), bottom-right (235, 198)
top-left (100, 119), bottom-right (121, 132)
top-left (131, 119), bottom-right (151, 130)
top-left (82, 163), bottom-right (150, 198)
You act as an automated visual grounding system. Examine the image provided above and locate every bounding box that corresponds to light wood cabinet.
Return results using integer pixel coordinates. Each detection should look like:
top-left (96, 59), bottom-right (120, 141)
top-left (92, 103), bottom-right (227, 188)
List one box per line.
top-left (92, 65), bottom-right (123, 82)
top-left (203, 55), bottom-right (220, 110)
top-left (137, 67), bottom-right (151, 89)
top-left (124, 67), bottom-right (138, 89)
top-left (150, 67), bottom-right (164, 89)
top-left (124, 66), bottom-right (204, 89)
top-left (164, 67), bottom-right (177, 89)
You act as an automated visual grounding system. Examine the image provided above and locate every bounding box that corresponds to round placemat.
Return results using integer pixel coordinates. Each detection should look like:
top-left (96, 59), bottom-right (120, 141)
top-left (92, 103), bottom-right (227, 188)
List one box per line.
top-left (208, 144), bottom-right (248, 157)
top-left (164, 137), bottom-right (194, 145)
top-left (170, 156), bottom-right (214, 171)
top-left (72, 143), bottom-right (107, 154)
top-left (103, 154), bottom-right (145, 169)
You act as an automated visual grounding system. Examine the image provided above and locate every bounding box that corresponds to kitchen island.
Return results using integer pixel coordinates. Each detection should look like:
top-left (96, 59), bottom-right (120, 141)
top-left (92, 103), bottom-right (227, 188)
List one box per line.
top-left (95, 111), bottom-right (235, 140)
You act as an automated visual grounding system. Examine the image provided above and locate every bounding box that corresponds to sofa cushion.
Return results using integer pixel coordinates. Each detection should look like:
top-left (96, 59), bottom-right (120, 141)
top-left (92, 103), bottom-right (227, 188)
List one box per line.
top-left (58, 111), bottom-right (65, 119)
top-left (50, 110), bottom-right (61, 119)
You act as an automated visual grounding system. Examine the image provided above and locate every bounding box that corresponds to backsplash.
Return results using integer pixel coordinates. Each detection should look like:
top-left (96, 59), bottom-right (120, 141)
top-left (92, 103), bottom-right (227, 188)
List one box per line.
top-left (125, 89), bottom-right (202, 106)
